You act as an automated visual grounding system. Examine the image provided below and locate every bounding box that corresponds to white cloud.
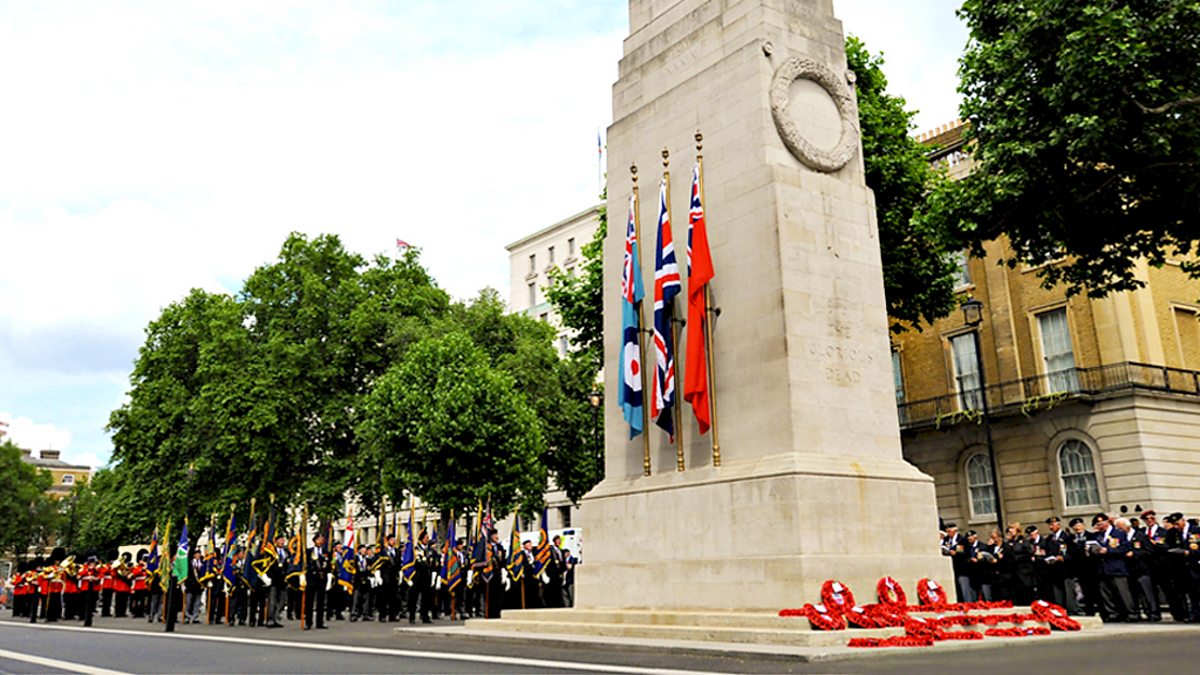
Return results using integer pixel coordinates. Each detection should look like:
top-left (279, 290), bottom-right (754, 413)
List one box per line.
top-left (1, 413), bottom-right (72, 454)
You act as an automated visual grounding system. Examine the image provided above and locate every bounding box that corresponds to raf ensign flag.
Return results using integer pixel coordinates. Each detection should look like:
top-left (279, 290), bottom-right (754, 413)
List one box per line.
top-left (619, 194), bottom-right (646, 438)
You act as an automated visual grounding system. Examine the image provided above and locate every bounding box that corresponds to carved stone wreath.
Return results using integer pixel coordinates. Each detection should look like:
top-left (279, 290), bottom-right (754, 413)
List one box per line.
top-left (769, 55), bottom-right (859, 173)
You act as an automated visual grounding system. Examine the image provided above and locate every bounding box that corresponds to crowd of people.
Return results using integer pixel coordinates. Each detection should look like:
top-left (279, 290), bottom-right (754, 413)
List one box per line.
top-left (940, 510), bottom-right (1200, 623)
top-left (7, 526), bottom-right (577, 629)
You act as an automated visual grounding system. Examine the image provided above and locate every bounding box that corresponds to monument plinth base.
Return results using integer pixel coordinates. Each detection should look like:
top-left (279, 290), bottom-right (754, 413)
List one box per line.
top-left (576, 453), bottom-right (952, 612)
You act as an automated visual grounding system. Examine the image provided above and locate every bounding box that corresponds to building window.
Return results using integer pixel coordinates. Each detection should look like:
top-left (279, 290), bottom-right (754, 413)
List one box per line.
top-left (529, 253), bottom-right (536, 273)
top-left (528, 282), bottom-right (536, 306)
top-left (1038, 309), bottom-right (1079, 393)
top-left (950, 333), bottom-right (981, 410)
top-left (965, 452), bottom-right (996, 519)
top-left (891, 350), bottom-right (905, 406)
top-left (559, 335), bottom-right (569, 355)
top-left (566, 266), bottom-right (575, 277)
top-left (62, 474), bottom-right (75, 485)
top-left (548, 246), bottom-right (555, 265)
top-left (1058, 440), bottom-right (1101, 508)
top-left (539, 313), bottom-right (549, 323)
top-left (558, 506), bottom-right (571, 528)
top-left (568, 238), bottom-right (576, 257)
top-left (949, 250), bottom-right (971, 289)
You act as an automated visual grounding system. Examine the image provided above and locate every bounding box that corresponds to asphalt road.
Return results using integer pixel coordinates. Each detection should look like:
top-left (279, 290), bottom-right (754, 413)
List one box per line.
top-left (1, 615), bottom-right (1199, 674)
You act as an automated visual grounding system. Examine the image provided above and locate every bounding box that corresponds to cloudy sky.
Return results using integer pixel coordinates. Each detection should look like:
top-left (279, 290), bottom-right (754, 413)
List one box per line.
top-left (0, 0), bottom-right (968, 469)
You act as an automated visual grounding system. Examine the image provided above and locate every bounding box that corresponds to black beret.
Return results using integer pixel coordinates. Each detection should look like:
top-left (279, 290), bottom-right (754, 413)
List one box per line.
top-left (1044, 516), bottom-right (1060, 524)
top-left (1025, 525), bottom-right (1039, 534)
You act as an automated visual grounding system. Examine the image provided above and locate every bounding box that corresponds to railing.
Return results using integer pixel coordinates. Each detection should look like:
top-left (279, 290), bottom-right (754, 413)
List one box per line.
top-left (897, 361), bottom-right (1200, 429)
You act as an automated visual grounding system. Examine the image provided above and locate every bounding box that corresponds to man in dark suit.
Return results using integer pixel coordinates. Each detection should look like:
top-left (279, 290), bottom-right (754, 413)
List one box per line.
top-left (1089, 513), bottom-right (1134, 622)
top-left (303, 534), bottom-right (328, 630)
top-left (941, 523), bottom-right (974, 602)
top-left (376, 535), bottom-right (399, 622)
top-left (1121, 517), bottom-right (1161, 621)
top-left (1164, 512), bottom-right (1200, 622)
top-left (1043, 516), bottom-right (1076, 613)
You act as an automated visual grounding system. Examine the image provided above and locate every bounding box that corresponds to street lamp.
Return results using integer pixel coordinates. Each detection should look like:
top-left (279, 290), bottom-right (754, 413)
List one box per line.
top-left (588, 389), bottom-right (604, 480)
top-left (67, 494), bottom-right (78, 551)
top-left (962, 297), bottom-right (1003, 534)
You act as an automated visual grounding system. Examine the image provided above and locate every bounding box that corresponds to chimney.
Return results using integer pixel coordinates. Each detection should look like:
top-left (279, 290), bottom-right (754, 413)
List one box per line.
top-left (41, 449), bottom-right (61, 461)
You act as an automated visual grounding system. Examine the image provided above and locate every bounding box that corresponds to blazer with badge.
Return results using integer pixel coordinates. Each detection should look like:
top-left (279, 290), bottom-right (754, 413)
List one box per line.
top-left (941, 533), bottom-right (972, 577)
top-left (1127, 528), bottom-right (1154, 578)
top-left (1088, 526), bottom-right (1131, 577)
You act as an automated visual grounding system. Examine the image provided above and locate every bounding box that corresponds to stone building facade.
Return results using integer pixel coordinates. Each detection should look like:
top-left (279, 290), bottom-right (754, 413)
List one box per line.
top-left (894, 120), bottom-right (1200, 533)
top-left (505, 205), bottom-right (602, 357)
top-left (19, 448), bottom-right (92, 498)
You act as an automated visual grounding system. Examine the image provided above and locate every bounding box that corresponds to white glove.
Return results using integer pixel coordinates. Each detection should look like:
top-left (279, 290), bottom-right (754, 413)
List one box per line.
top-left (259, 573), bottom-right (272, 587)
top-left (299, 573), bottom-right (308, 590)
top-left (539, 572), bottom-right (549, 585)
top-left (434, 576), bottom-right (442, 591)
top-left (401, 576), bottom-right (410, 587)
top-left (373, 571), bottom-right (382, 586)
top-left (325, 574), bottom-right (333, 591)
top-left (501, 568), bottom-right (510, 590)
top-left (466, 570), bottom-right (474, 586)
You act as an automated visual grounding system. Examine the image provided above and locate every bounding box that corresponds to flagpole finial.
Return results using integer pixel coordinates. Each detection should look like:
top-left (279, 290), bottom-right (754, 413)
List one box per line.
top-left (630, 162), bottom-right (638, 184)
top-left (695, 130), bottom-right (703, 152)
top-left (662, 147), bottom-right (670, 167)
top-left (269, 493), bottom-right (276, 505)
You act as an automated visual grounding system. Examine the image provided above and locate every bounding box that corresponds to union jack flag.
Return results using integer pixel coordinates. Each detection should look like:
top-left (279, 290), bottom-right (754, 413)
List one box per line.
top-left (652, 178), bottom-right (681, 436)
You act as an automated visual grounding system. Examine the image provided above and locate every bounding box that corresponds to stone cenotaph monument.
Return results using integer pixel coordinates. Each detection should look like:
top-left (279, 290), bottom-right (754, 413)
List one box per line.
top-left (580, 0), bottom-right (951, 612)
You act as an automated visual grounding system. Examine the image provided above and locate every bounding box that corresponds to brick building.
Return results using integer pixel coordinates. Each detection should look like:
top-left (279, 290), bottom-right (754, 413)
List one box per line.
top-left (893, 120), bottom-right (1200, 532)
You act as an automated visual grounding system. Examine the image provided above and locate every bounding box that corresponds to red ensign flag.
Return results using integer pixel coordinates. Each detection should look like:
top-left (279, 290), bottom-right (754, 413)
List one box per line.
top-left (683, 163), bottom-right (714, 433)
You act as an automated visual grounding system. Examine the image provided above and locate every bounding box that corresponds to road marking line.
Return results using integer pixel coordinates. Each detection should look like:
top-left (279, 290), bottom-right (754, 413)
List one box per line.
top-left (0, 622), bottom-right (725, 675)
top-left (0, 647), bottom-right (131, 675)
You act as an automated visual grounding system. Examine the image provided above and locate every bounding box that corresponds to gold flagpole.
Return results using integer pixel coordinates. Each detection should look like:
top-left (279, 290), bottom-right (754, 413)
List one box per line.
top-left (696, 131), bottom-right (721, 467)
top-left (662, 147), bottom-right (685, 472)
top-left (632, 163), bottom-right (652, 476)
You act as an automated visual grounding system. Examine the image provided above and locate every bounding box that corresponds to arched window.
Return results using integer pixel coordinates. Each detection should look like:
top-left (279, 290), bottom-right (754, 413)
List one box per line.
top-left (1058, 440), bottom-right (1101, 508)
top-left (965, 452), bottom-right (996, 518)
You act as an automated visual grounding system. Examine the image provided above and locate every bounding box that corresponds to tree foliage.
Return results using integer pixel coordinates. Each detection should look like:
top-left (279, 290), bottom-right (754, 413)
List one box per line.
top-left (848, 36), bottom-right (960, 330)
top-left (359, 331), bottom-right (546, 518)
top-left (107, 233), bottom-right (451, 533)
top-left (0, 440), bottom-right (58, 557)
top-left (945, 0), bottom-right (1200, 295)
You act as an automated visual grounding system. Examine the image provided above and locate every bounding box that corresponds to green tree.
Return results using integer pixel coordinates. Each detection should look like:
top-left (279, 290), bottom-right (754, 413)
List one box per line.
top-left (358, 331), bottom-right (547, 517)
top-left (241, 234), bottom-right (449, 519)
top-left (68, 469), bottom-right (151, 555)
top-left (446, 289), bottom-right (601, 503)
top-left (848, 36), bottom-right (959, 330)
top-left (0, 440), bottom-right (57, 557)
top-left (946, 0), bottom-right (1200, 295)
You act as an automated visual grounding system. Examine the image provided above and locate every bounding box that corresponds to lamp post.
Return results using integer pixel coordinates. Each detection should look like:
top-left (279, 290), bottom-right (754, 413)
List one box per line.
top-left (588, 389), bottom-right (604, 481)
top-left (962, 297), bottom-right (1003, 534)
top-left (67, 494), bottom-right (78, 551)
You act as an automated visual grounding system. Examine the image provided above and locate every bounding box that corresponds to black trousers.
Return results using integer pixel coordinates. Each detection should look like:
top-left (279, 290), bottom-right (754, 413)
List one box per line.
top-left (1098, 575), bottom-right (1135, 621)
top-left (100, 588), bottom-right (113, 616)
top-left (115, 591), bottom-right (129, 617)
top-left (304, 583), bottom-right (326, 628)
top-left (407, 580), bottom-right (432, 621)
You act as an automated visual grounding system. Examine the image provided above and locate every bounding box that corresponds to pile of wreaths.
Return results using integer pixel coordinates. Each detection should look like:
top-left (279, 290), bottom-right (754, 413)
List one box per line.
top-left (778, 577), bottom-right (1080, 648)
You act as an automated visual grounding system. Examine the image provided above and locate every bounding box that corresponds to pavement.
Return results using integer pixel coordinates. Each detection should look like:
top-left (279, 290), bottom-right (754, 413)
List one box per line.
top-left (0, 612), bottom-right (1198, 674)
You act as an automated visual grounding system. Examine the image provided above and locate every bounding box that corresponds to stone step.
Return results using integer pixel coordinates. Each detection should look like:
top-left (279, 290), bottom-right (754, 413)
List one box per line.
top-left (482, 608), bottom-right (842, 630)
top-left (467, 617), bottom-right (906, 647)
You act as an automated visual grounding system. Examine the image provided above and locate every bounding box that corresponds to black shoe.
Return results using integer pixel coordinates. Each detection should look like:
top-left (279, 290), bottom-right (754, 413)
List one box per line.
top-left (350, 616), bottom-right (358, 622)
top-left (316, 624), bottom-right (328, 630)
